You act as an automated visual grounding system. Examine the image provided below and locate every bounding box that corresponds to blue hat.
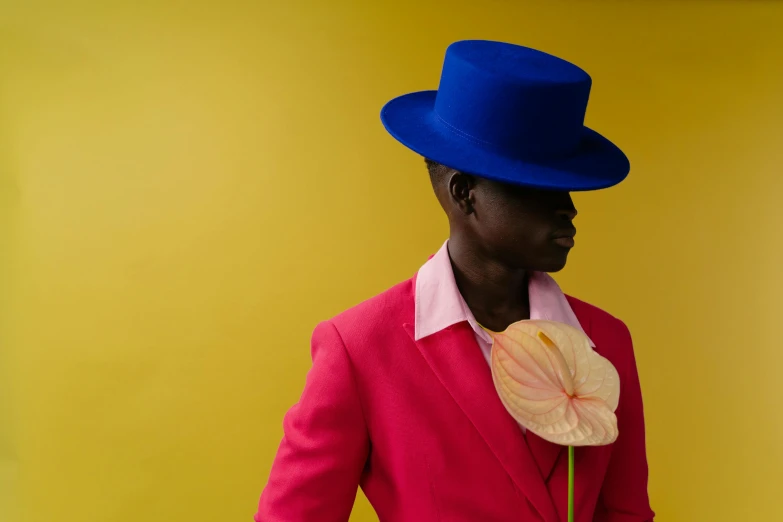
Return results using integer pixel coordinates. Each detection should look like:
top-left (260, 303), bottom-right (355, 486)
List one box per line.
top-left (380, 40), bottom-right (629, 191)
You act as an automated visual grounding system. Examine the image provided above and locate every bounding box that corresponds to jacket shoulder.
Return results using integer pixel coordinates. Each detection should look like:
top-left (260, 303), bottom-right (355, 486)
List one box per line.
top-left (328, 277), bottom-right (415, 340)
top-left (566, 295), bottom-right (634, 359)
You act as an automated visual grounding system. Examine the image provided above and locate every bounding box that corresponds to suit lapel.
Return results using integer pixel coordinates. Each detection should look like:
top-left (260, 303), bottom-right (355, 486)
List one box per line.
top-left (527, 432), bottom-right (564, 482)
top-left (404, 322), bottom-right (560, 522)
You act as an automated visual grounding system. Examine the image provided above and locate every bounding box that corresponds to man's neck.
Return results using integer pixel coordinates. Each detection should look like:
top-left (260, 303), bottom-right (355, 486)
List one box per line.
top-left (447, 238), bottom-right (530, 333)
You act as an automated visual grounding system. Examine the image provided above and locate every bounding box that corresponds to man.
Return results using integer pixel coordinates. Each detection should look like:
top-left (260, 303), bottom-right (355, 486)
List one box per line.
top-left (256, 40), bottom-right (653, 522)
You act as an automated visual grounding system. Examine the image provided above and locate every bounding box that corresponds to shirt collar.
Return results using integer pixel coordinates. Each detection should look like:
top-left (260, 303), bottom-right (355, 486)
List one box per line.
top-left (414, 240), bottom-right (595, 347)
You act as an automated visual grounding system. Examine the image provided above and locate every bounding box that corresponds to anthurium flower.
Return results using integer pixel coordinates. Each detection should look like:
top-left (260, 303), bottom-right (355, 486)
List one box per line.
top-left (490, 320), bottom-right (620, 447)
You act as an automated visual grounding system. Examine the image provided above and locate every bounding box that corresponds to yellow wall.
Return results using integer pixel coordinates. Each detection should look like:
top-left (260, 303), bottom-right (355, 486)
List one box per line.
top-left (2, 1), bottom-right (782, 521)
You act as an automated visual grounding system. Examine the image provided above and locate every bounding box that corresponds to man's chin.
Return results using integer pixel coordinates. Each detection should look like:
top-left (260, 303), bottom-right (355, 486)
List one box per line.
top-left (534, 255), bottom-right (569, 273)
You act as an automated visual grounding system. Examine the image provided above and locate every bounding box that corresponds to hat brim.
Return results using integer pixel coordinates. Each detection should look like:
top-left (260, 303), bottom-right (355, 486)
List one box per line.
top-left (380, 91), bottom-right (630, 191)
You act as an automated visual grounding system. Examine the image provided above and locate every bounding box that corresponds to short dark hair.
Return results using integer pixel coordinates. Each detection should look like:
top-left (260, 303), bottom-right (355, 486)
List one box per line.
top-left (425, 158), bottom-right (451, 185)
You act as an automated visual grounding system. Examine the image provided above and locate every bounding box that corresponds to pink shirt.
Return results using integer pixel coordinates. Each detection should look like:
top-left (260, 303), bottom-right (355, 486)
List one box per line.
top-left (414, 241), bottom-right (596, 435)
top-left (415, 240), bottom-right (595, 362)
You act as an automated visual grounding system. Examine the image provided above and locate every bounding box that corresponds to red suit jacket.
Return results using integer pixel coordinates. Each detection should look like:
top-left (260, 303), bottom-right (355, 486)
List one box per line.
top-left (256, 277), bottom-right (654, 521)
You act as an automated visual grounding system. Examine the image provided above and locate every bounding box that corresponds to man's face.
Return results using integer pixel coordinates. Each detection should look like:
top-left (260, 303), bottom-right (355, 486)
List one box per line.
top-left (470, 178), bottom-right (578, 273)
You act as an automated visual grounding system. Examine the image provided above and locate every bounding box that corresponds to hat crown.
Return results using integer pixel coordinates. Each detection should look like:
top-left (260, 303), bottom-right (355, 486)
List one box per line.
top-left (434, 40), bottom-right (592, 161)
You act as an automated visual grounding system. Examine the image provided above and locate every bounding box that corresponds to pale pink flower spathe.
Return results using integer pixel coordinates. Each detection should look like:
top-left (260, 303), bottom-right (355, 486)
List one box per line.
top-left (490, 320), bottom-right (620, 446)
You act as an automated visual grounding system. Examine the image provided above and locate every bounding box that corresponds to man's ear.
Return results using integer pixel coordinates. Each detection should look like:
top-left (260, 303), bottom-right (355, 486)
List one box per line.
top-left (448, 171), bottom-right (476, 215)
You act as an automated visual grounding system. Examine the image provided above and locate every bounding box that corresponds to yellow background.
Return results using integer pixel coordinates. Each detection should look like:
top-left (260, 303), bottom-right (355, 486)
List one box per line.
top-left (2, 1), bottom-right (782, 521)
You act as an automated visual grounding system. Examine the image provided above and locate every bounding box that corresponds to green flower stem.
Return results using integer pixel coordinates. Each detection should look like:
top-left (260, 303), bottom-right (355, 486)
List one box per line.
top-left (568, 446), bottom-right (575, 522)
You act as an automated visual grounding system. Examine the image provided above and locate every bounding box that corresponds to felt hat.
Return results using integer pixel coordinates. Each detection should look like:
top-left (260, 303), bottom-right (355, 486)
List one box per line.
top-left (380, 40), bottom-right (629, 191)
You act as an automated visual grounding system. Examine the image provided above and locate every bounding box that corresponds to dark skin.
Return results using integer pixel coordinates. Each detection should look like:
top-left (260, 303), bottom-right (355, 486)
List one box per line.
top-left (432, 167), bottom-right (578, 333)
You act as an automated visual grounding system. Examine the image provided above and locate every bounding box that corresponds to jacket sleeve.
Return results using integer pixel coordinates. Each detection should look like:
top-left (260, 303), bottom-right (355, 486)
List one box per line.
top-left (595, 321), bottom-right (655, 522)
top-left (255, 321), bottom-right (370, 522)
